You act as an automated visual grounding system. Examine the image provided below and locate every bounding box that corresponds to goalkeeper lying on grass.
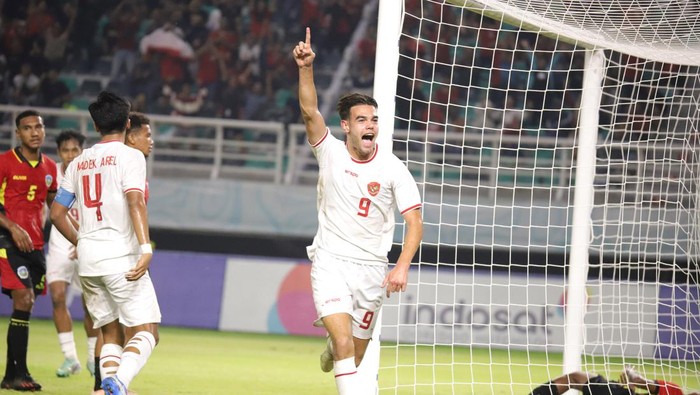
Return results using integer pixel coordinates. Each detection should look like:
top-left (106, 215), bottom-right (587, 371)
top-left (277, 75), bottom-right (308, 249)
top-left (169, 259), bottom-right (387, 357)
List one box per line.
top-left (529, 365), bottom-right (699, 395)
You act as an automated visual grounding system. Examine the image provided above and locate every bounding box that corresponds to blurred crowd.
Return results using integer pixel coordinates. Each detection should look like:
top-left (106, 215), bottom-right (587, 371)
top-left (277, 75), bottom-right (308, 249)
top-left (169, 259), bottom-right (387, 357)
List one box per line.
top-left (396, 0), bottom-right (585, 141)
top-left (0, 0), bottom-right (369, 124)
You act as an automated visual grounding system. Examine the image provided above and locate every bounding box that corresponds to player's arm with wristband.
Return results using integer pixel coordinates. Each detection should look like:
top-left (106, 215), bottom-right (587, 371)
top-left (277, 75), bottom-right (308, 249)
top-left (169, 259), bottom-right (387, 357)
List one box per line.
top-left (125, 189), bottom-right (152, 281)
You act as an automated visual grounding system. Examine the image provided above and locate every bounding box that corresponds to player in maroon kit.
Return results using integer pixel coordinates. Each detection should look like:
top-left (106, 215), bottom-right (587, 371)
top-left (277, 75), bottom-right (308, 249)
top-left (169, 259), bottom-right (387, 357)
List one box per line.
top-left (0, 109), bottom-right (58, 391)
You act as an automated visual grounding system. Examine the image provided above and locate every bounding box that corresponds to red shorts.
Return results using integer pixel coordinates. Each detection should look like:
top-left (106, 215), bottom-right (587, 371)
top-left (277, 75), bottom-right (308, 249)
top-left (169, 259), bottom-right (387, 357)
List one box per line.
top-left (0, 247), bottom-right (47, 296)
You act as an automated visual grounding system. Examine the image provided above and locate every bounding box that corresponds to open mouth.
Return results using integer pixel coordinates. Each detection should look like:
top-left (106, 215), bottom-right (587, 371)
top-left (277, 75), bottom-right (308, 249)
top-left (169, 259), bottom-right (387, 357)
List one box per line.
top-left (362, 133), bottom-right (375, 142)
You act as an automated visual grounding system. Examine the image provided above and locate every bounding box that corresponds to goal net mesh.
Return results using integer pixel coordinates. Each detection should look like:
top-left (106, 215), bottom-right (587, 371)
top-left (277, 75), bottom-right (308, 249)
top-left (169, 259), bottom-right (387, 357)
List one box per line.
top-left (378, 0), bottom-right (700, 393)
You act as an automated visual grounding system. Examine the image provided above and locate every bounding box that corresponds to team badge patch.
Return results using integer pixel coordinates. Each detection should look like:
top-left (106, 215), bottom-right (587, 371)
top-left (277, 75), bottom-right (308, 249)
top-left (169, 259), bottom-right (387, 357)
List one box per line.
top-left (17, 266), bottom-right (29, 280)
top-left (367, 182), bottom-right (381, 196)
top-left (45, 174), bottom-right (53, 187)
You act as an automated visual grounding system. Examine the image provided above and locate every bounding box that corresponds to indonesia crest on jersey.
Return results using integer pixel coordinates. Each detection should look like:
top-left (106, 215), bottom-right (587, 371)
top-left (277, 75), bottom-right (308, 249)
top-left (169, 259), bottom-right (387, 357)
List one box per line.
top-left (307, 129), bottom-right (421, 265)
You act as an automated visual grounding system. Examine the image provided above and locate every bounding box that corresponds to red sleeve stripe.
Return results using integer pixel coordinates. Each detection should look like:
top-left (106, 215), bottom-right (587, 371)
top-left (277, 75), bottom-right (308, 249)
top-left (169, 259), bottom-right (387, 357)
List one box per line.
top-left (311, 128), bottom-right (330, 148)
top-left (334, 371), bottom-right (357, 378)
top-left (125, 188), bottom-right (144, 194)
top-left (400, 203), bottom-right (422, 214)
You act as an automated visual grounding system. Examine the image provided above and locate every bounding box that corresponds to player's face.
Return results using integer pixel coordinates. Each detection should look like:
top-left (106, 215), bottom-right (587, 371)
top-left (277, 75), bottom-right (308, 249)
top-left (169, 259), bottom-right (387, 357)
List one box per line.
top-left (16, 115), bottom-right (45, 151)
top-left (58, 138), bottom-right (82, 166)
top-left (343, 104), bottom-right (378, 161)
top-left (127, 125), bottom-right (154, 157)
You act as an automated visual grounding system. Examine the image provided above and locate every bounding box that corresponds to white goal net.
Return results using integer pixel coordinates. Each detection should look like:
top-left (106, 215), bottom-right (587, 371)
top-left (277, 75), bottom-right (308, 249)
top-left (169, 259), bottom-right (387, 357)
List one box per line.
top-left (376, 0), bottom-right (700, 393)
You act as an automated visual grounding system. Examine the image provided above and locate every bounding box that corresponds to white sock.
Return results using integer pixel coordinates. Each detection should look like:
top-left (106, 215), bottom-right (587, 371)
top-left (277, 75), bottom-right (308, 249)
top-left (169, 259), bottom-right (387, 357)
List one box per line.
top-left (87, 336), bottom-right (98, 362)
top-left (117, 331), bottom-right (156, 389)
top-left (58, 331), bottom-right (78, 360)
top-left (333, 357), bottom-right (358, 395)
top-left (100, 343), bottom-right (123, 379)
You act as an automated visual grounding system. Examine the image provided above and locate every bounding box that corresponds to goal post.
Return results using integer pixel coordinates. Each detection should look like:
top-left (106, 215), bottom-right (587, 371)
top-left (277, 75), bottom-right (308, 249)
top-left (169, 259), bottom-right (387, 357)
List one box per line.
top-left (374, 0), bottom-right (700, 393)
top-left (357, 0), bottom-right (405, 393)
top-left (563, 48), bottom-right (604, 375)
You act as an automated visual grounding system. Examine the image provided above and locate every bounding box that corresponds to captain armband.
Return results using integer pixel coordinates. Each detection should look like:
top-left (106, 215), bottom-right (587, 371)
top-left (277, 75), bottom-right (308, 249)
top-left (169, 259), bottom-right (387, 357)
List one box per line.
top-left (54, 188), bottom-right (76, 208)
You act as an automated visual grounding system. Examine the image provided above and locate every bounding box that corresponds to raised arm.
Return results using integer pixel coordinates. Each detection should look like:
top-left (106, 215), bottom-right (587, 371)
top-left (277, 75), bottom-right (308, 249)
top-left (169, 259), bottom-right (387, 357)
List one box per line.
top-left (292, 27), bottom-right (327, 145)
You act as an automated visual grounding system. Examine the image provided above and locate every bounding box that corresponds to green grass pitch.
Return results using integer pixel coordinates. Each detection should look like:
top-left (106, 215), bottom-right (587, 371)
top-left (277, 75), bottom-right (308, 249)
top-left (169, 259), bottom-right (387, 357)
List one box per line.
top-left (1, 318), bottom-right (696, 394)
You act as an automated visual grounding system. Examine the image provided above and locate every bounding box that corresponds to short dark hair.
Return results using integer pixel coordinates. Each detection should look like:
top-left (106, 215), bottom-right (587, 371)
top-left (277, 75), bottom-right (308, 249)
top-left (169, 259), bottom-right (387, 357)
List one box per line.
top-left (127, 112), bottom-right (150, 138)
top-left (15, 109), bottom-right (41, 128)
top-left (336, 93), bottom-right (377, 121)
top-left (88, 91), bottom-right (131, 135)
top-left (55, 130), bottom-right (86, 149)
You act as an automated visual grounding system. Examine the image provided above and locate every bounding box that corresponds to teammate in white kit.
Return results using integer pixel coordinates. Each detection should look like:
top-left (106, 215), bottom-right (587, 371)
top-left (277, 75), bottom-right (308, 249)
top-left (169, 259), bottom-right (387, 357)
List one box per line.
top-left (50, 91), bottom-right (160, 395)
top-left (46, 130), bottom-right (99, 378)
top-left (293, 28), bottom-right (423, 395)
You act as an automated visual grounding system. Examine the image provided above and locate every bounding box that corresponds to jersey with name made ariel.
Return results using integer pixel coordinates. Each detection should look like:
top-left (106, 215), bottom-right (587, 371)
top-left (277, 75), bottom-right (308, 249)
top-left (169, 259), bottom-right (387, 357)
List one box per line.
top-left (0, 147), bottom-right (57, 250)
top-left (308, 129), bottom-right (421, 265)
top-left (60, 141), bottom-right (146, 276)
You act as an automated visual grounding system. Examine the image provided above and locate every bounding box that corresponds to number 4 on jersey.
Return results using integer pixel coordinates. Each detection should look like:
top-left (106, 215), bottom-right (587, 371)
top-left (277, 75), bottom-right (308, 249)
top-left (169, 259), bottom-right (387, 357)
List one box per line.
top-left (82, 174), bottom-right (103, 221)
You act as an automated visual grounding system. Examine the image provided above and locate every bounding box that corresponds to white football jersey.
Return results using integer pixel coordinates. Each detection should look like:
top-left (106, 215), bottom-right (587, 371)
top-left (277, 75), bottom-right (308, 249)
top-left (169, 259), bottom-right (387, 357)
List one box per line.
top-left (307, 129), bottom-right (421, 265)
top-left (48, 167), bottom-right (79, 256)
top-left (60, 140), bottom-right (147, 276)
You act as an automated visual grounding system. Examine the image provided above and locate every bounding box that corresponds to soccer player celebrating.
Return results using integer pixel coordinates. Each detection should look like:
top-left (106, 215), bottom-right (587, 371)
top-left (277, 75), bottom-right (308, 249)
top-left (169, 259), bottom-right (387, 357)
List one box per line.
top-left (50, 91), bottom-right (161, 395)
top-left (47, 130), bottom-right (100, 378)
top-left (293, 28), bottom-right (423, 394)
top-left (0, 109), bottom-right (58, 391)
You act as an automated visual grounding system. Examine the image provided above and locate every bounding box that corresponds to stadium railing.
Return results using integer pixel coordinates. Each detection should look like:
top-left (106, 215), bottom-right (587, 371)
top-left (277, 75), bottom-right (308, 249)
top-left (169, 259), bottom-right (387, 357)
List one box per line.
top-left (8, 104), bottom-right (682, 205)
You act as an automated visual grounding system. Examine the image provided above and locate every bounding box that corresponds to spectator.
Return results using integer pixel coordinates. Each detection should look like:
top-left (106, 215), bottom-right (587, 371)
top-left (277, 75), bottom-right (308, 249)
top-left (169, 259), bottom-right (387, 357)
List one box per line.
top-left (249, 1), bottom-right (271, 38)
top-left (108, 0), bottom-right (140, 83)
top-left (12, 62), bottom-right (40, 105)
top-left (194, 37), bottom-right (226, 100)
top-left (238, 34), bottom-right (261, 76)
top-left (2, 19), bottom-right (30, 75)
top-left (208, 16), bottom-right (237, 54)
top-left (43, 6), bottom-right (76, 70)
top-left (25, 0), bottom-right (54, 39)
top-left (140, 20), bottom-right (195, 85)
top-left (39, 68), bottom-right (71, 108)
top-left (356, 24), bottom-right (376, 65)
top-left (67, 0), bottom-right (111, 72)
top-left (129, 57), bottom-right (162, 103)
top-left (351, 63), bottom-right (374, 91)
top-left (241, 80), bottom-right (268, 120)
top-left (217, 75), bottom-right (244, 119)
top-left (184, 11), bottom-right (209, 51)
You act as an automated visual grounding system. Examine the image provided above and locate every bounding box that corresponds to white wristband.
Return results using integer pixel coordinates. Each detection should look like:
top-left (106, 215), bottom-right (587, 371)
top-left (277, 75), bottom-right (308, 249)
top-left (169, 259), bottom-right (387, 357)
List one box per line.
top-left (140, 243), bottom-right (153, 254)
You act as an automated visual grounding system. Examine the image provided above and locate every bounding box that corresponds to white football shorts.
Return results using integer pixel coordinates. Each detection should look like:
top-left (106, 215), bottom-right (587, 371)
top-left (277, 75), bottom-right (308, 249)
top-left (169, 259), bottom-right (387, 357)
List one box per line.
top-left (46, 246), bottom-right (81, 289)
top-left (310, 248), bottom-right (386, 339)
top-left (81, 258), bottom-right (161, 328)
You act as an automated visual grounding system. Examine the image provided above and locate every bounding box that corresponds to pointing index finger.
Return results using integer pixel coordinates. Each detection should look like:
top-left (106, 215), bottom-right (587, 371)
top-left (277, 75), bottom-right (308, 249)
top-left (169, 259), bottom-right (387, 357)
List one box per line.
top-left (305, 27), bottom-right (311, 46)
